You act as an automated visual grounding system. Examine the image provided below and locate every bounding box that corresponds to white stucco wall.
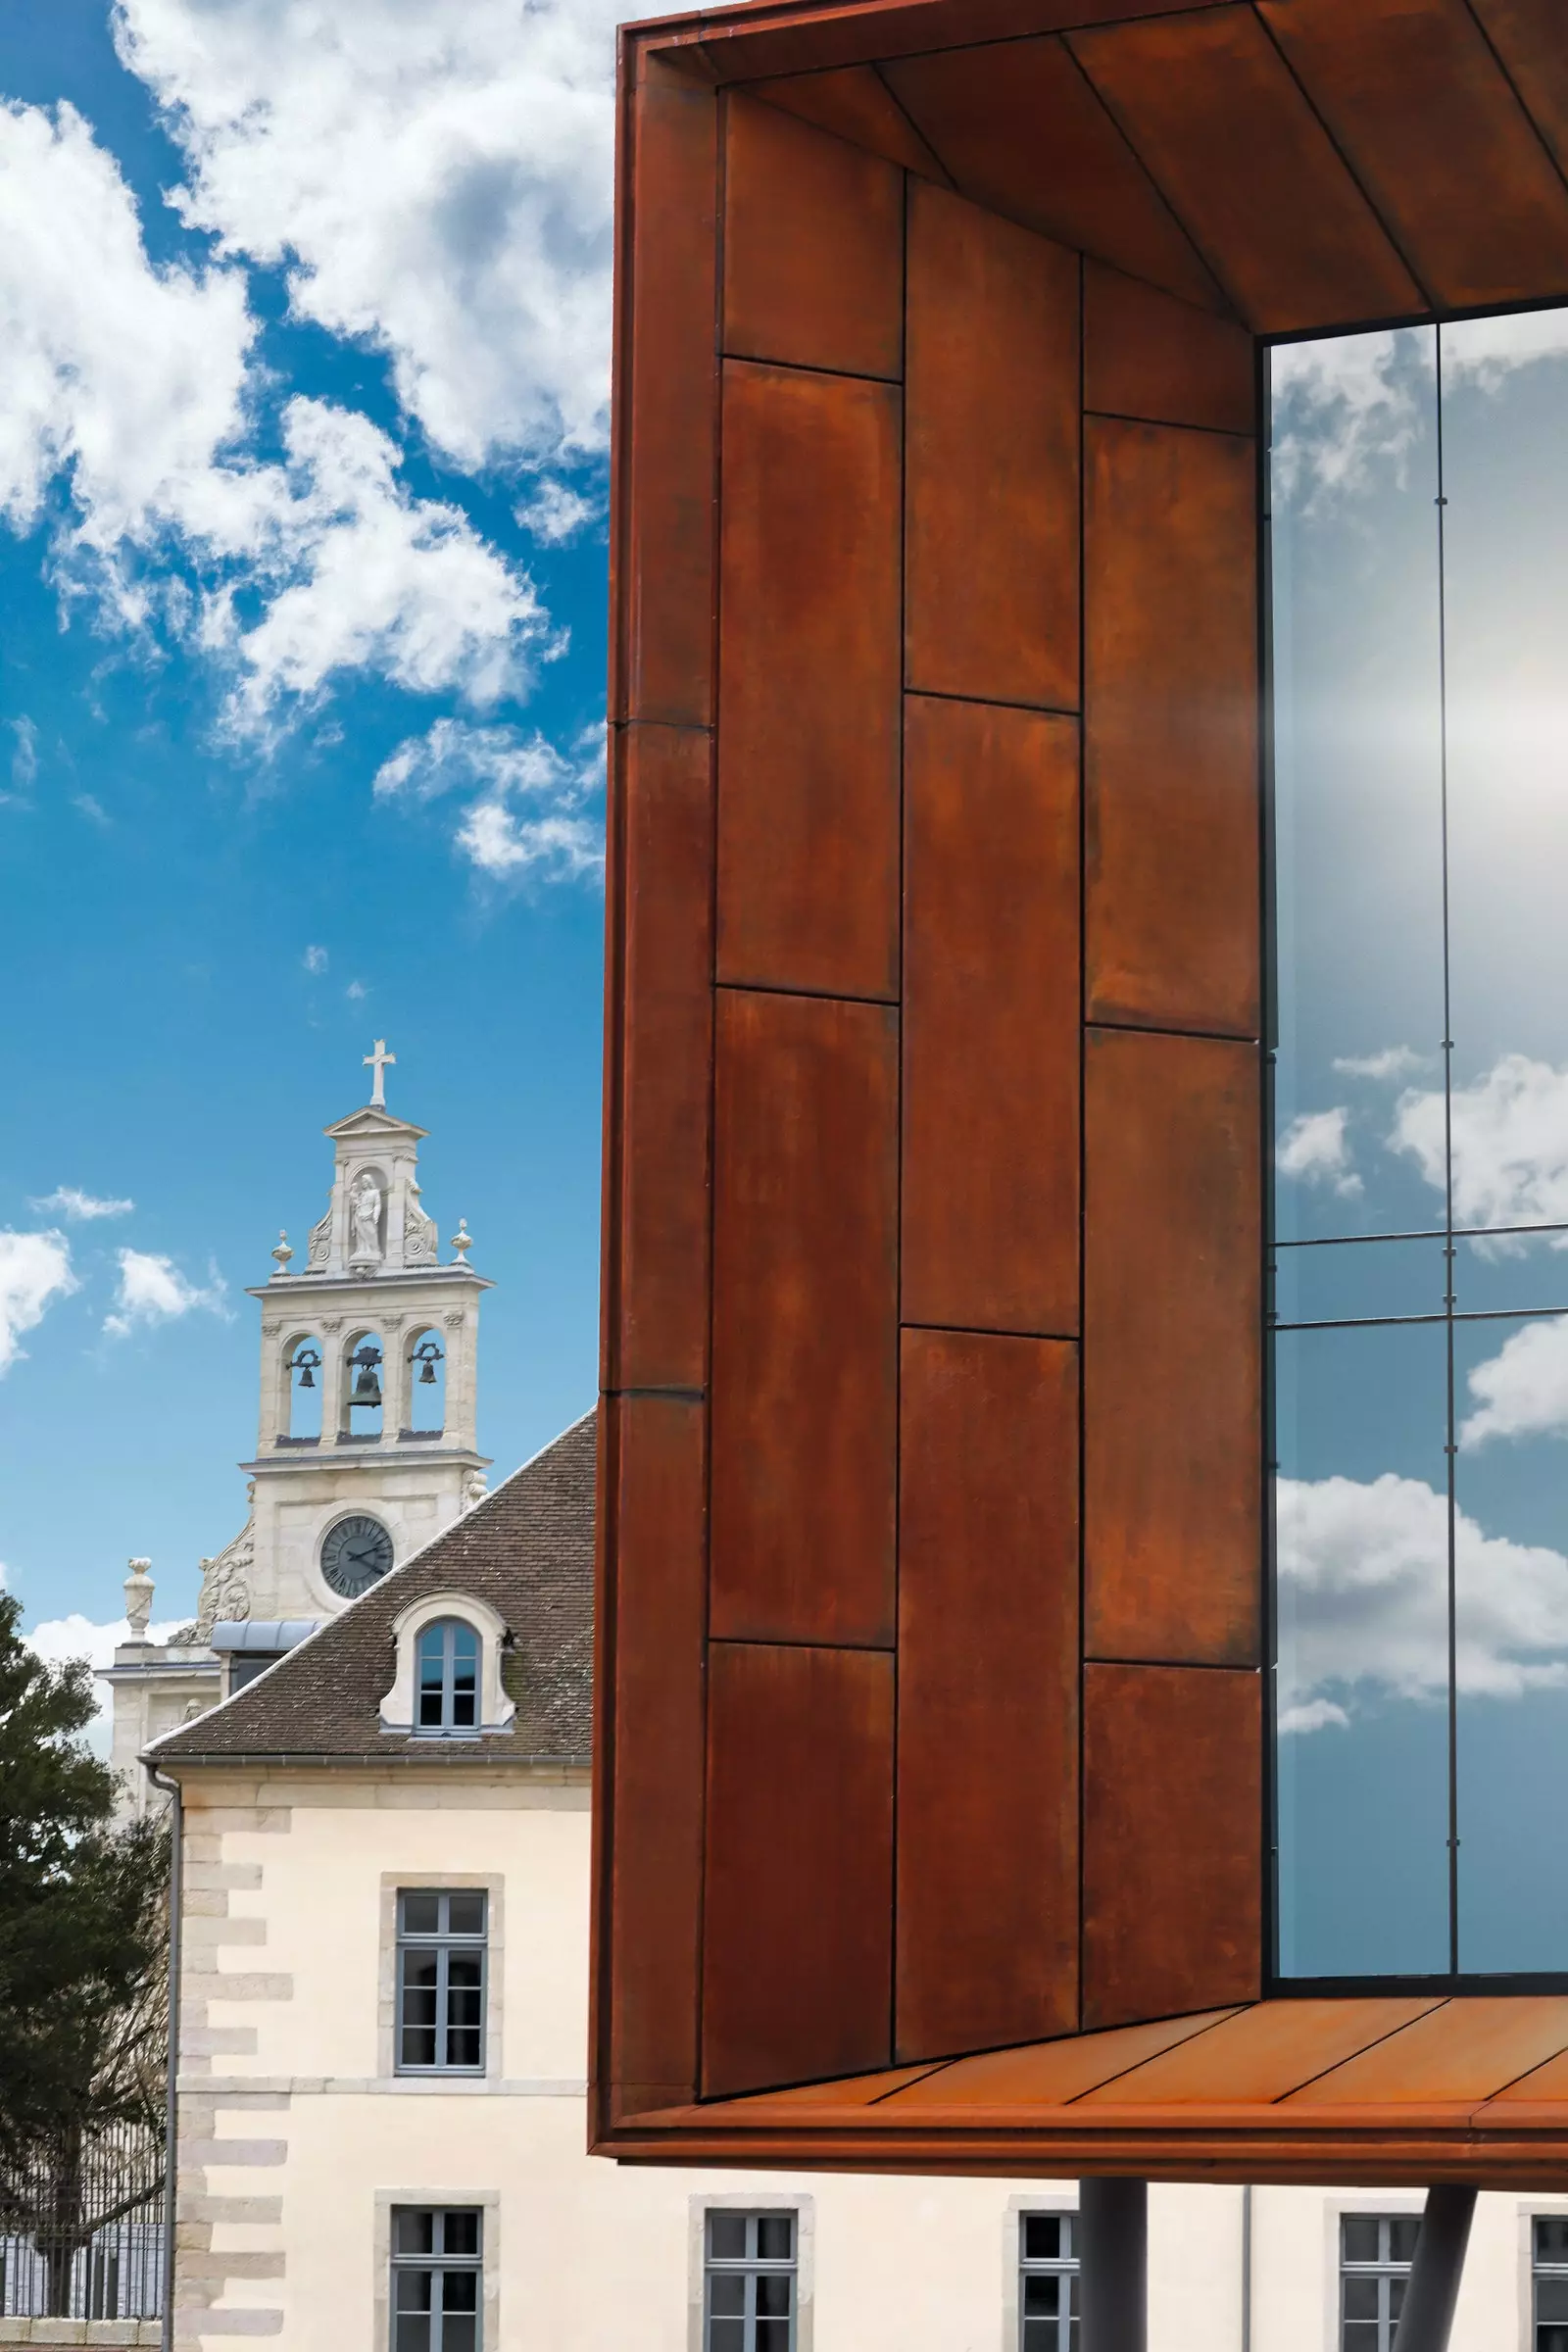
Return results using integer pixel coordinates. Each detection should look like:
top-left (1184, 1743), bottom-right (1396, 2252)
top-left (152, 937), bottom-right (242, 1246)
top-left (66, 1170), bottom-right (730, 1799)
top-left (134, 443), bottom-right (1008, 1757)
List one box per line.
top-left (169, 1766), bottom-right (1559, 2352)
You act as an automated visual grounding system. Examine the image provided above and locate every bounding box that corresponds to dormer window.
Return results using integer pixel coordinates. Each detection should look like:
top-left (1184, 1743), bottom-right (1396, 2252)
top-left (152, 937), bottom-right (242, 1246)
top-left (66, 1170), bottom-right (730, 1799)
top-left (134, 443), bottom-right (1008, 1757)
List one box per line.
top-left (417, 1619), bottom-right (479, 1735)
top-left (379, 1592), bottom-right (514, 1740)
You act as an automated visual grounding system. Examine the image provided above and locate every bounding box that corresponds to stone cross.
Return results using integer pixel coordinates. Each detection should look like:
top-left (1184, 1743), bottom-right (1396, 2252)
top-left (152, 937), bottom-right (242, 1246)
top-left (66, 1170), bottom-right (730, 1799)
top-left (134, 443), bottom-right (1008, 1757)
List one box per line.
top-left (364, 1040), bottom-right (396, 1107)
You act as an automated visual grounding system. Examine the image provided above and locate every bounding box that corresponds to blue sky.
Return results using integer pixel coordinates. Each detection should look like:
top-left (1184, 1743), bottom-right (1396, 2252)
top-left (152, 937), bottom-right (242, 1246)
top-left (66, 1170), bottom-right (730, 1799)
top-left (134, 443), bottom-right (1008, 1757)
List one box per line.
top-left (0, 0), bottom-right (620, 1653)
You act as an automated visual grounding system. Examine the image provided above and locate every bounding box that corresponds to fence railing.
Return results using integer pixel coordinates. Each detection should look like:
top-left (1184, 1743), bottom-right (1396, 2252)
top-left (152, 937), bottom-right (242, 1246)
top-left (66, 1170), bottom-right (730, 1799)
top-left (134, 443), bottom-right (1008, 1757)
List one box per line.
top-left (0, 2123), bottom-right (164, 2321)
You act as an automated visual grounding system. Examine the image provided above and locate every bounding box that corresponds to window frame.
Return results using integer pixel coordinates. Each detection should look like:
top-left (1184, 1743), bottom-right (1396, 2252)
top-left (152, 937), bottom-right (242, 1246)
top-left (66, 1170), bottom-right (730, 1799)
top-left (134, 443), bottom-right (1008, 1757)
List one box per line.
top-left (1534, 2212), bottom-right (1568, 2352)
top-left (416, 1616), bottom-right (481, 1737)
top-left (702, 2207), bottom-right (800, 2352)
top-left (394, 1887), bottom-right (488, 2077)
top-left (1338, 2212), bottom-right (1418, 2352)
top-left (1017, 2210), bottom-right (1079, 2352)
top-left (389, 2205), bottom-right (483, 2352)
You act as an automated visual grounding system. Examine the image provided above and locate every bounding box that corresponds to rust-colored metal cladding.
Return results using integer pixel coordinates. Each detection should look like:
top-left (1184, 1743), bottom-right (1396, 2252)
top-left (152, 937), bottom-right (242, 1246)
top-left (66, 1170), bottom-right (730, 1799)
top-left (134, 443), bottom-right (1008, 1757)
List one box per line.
top-left (722, 91), bottom-right (905, 379)
top-left (595, 1394), bottom-right (708, 2125)
top-left (710, 989), bottom-right (898, 1647)
top-left (901, 696), bottom-right (1079, 1335)
top-left (1082, 1663), bottom-right (1261, 2033)
top-left (1068, 7), bottom-right (1424, 332)
top-left (669, 0), bottom-right (1201, 86)
top-left (1285, 1999), bottom-right (1568, 2113)
top-left (896, 1330), bottom-right (1080, 2063)
top-left (884, 37), bottom-right (1223, 313)
top-left (703, 1641), bottom-right (895, 2098)
top-left (1084, 262), bottom-right (1255, 436)
top-left (905, 179), bottom-right (1079, 711)
top-left (1073, 1999), bottom-right (1442, 2108)
top-left (613, 50), bottom-right (718, 727)
top-left (716, 359), bottom-right (902, 999)
top-left (1258, 0), bottom-right (1568, 311)
top-left (1472, 0), bottom-right (1568, 169)
top-left (1084, 1027), bottom-right (1261, 1668)
top-left (893, 2011), bottom-right (1243, 2107)
top-left (753, 64), bottom-right (950, 178)
top-left (1085, 415), bottom-right (1258, 1036)
top-left (602, 723), bottom-right (712, 1394)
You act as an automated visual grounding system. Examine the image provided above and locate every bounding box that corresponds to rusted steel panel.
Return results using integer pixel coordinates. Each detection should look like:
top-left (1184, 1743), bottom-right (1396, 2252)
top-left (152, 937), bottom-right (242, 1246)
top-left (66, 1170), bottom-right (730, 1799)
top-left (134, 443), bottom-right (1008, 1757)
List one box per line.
top-left (710, 988), bottom-right (899, 1646)
top-left (723, 89), bottom-right (905, 379)
top-left (1085, 1026), bottom-right (1261, 1668)
top-left (654, 0), bottom-right (1202, 88)
top-left (1084, 262), bottom-right (1255, 435)
top-left (896, 1329), bottom-right (1080, 2060)
top-left (716, 359), bottom-right (902, 998)
top-left (1069, 7), bottom-right (1424, 332)
top-left (1471, 0), bottom-right (1568, 172)
top-left (753, 63), bottom-right (950, 178)
top-left (1290, 1999), bottom-right (1568, 2108)
top-left (603, 722), bottom-right (714, 1394)
top-left (902, 695), bottom-right (1080, 1334)
top-left (703, 1640), bottom-right (895, 2096)
top-left (1082, 1662), bottom-right (1262, 2031)
top-left (886, 36), bottom-right (1223, 312)
top-left (1076, 1999), bottom-right (1442, 2107)
top-left (1085, 415), bottom-right (1259, 1036)
top-left (905, 179), bottom-right (1080, 711)
top-left (1260, 0), bottom-right (1568, 311)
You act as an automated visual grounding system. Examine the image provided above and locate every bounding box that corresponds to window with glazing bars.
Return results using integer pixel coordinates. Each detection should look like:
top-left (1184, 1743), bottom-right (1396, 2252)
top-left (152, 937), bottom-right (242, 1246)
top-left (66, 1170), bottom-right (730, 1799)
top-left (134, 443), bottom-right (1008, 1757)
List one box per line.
top-left (391, 2208), bottom-right (481, 2352)
top-left (1341, 2215), bottom-right (1418, 2351)
top-left (1536, 2215), bottom-right (1568, 2350)
top-left (416, 1618), bottom-right (480, 1733)
top-left (703, 2211), bottom-right (796, 2352)
top-left (396, 1889), bottom-right (485, 2073)
top-left (1019, 2212), bottom-right (1078, 2351)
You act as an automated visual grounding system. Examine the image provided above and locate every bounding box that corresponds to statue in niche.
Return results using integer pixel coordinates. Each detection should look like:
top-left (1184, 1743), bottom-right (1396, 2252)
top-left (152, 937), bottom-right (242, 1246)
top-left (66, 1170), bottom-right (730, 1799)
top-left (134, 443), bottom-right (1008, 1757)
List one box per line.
top-left (350, 1171), bottom-right (384, 1262)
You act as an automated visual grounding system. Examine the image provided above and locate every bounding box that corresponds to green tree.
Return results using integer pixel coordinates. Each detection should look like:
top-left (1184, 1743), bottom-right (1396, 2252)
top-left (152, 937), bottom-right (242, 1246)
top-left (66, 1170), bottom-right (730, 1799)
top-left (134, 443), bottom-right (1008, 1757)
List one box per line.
top-left (0, 1590), bottom-right (169, 2310)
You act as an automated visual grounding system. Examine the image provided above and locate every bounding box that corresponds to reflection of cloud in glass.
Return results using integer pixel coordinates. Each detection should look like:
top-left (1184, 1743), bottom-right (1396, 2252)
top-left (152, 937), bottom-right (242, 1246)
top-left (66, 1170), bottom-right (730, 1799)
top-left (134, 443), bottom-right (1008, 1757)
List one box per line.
top-left (1277, 1105), bottom-right (1360, 1197)
top-left (1393, 1054), bottom-right (1568, 1243)
top-left (1462, 1317), bottom-right (1568, 1448)
top-left (1332, 1046), bottom-right (1430, 1083)
top-left (1278, 1472), bottom-right (1568, 1725)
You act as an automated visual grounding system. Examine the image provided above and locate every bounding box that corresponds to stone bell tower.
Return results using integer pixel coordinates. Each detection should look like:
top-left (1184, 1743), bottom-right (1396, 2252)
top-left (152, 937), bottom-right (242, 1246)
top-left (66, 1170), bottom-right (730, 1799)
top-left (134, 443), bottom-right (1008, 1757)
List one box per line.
top-left (220, 1041), bottom-right (493, 1626)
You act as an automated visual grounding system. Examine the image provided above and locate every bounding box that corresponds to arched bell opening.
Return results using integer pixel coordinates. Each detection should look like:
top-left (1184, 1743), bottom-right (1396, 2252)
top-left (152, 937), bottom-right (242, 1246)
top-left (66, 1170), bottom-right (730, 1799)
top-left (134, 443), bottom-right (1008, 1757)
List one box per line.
top-left (406, 1325), bottom-right (446, 1438)
top-left (341, 1327), bottom-right (385, 1442)
top-left (285, 1333), bottom-right (323, 1442)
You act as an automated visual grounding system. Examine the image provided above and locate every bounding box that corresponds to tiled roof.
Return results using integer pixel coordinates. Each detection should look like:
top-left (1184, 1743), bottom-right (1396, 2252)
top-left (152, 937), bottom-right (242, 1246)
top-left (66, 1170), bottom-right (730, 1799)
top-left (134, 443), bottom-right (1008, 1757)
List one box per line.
top-left (151, 1410), bottom-right (595, 1768)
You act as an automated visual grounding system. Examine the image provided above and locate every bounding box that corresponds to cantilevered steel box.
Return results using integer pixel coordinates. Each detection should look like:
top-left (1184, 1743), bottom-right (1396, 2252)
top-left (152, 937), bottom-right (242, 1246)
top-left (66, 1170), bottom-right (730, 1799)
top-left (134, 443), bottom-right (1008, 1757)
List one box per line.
top-left (593, 0), bottom-right (1568, 2185)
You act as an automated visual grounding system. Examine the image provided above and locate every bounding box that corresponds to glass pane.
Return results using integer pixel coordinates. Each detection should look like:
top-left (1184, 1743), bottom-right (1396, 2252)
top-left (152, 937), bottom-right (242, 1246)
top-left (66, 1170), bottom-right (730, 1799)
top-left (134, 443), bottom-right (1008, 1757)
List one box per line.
top-left (1390, 2276), bottom-right (1407, 2320)
top-left (708, 2276), bottom-right (745, 2318)
top-left (1270, 325), bottom-right (1444, 1248)
top-left (1454, 1237), bottom-right (1568, 1316)
top-left (400, 1894), bottom-right (440, 1936)
top-left (1025, 2278), bottom-right (1062, 2317)
top-left (442, 2212), bottom-right (480, 2259)
top-left (757, 2277), bottom-right (792, 2319)
top-left (708, 2215), bottom-right (747, 2264)
top-left (1342, 2328), bottom-right (1380, 2352)
top-left (708, 2325), bottom-right (744, 2352)
top-left (453, 1686), bottom-right (478, 1729)
top-left (1024, 2215), bottom-right (1065, 2263)
top-left (394, 2212), bottom-right (435, 2258)
top-left (1022, 2326), bottom-right (1052, 2352)
top-left (440, 2322), bottom-right (476, 2352)
top-left (1343, 2278), bottom-right (1380, 2321)
top-left (756, 2217), bottom-right (794, 2262)
top-left (394, 2321), bottom-right (432, 2352)
top-left (1389, 2219), bottom-right (1420, 2266)
top-left (441, 2274), bottom-right (478, 2315)
top-left (1540, 2328), bottom-right (1568, 2352)
top-left (1455, 1314), bottom-right (1568, 1970)
top-left (1276, 1323), bottom-right (1450, 1976)
top-left (756, 2324), bottom-right (789, 2352)
top-left (447, 1892), bottom-right (486, 1937)
top-left (1539, 2217), bottom-right (1568, 2263)
top-left (1539, 2280), bottom-right (1568, 2322)
top-left (1343, 2218), bottom-right (1381, 2265)
top-left (396, 2267), bottom-right (434, 2308)
top-left (1273, 1236), bottom-right (1446, 1327)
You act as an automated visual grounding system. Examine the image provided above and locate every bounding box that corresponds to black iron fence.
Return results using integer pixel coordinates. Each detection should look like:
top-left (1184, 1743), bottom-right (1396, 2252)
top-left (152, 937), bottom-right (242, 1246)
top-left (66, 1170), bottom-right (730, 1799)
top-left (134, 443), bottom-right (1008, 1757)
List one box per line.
top-left (0, 2121), bottom-right (164, 2321)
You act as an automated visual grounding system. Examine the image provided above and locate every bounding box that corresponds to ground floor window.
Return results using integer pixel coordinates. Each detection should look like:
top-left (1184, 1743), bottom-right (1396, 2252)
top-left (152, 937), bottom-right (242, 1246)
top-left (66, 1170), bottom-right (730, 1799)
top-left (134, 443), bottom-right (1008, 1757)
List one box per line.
top-left (1341, 2215), bottom-right (1418, 2352)
top-left (1019, 2212), bottom-right (1078, 2351)
top-left (704, 2209), bottom-right (797, 2352)
top-left (1536, 2215), bottom-right (1568, 2351)
top-left (391, 2207), bottom-right (482, 2352)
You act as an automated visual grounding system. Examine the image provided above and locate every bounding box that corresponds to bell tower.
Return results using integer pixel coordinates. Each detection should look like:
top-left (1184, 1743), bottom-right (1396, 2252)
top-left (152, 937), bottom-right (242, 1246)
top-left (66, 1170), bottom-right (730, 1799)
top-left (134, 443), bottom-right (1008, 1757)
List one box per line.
top-left (202, 1043), bottom-right (493, 1630)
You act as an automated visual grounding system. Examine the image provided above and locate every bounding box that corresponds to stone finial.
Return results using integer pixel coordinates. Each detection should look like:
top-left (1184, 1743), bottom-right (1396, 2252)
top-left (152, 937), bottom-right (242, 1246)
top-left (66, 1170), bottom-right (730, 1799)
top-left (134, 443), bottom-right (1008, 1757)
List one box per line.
top-left (123, 1559), bottom-right (155, 1639)
top-left (451, 1218), bottom-right (472, 1263)
top-left (271, 1228), bottom-right (294, 1272)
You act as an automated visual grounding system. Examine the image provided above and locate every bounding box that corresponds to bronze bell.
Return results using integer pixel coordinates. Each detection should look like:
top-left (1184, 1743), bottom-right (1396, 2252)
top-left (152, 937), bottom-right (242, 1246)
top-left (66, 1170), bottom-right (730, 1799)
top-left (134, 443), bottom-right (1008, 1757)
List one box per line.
top-left (350, 1345), bottom-right (383, 1407)
top-left (291, 1346), bottom-right (320, 1391)
top-left (298, 1363), bottom-right (316, 1390)
top-left (419, 1356), bottom-right (437, 1385)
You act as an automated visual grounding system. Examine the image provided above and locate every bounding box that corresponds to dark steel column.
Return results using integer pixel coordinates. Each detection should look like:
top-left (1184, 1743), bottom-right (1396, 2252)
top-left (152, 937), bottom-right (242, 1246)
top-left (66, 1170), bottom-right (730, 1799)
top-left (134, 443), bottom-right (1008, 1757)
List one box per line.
top-left (1392, 2186), bottom-right (1477, 2352)
top-left (1080, 2178), bottom-right (1147, 2352)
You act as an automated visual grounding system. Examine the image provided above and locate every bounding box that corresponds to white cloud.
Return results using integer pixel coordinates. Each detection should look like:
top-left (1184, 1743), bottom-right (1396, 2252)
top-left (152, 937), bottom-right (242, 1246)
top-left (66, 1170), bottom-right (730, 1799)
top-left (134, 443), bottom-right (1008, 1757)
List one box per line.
top-left (0, 101), bottom-right (552, 734)
top-left (1278, 1471), bottom-right (1568, 1723)
top-left (346, 979), bottom-right (367, 1002)
top-left (1443, 307), bottom-right (1568, 391)
top-left (0, 1230), bottom-right (77, 1372)
top-left (104, 1247), bottom-right (226, 1338)
top-left (114, 0), bottom-right (621, 468)
top-left (374, 715), bottom-right (604, 884)
top-left (1272, 330), bottom-right (1425, 504)
top-left (1333, 1046), bottom-right (1430, 1084)
top-left (1393, 1054), bottom-right (1568, 1243)
top-left (28, 1186), bottom-right (134, 1221)
top-left (9, 715), bottom-right (37, 791)
top-left (26, 1611), bottom-right (190, 1752)
top-left (1461, 1317), bottom-right (1568, 1449)
top-left (302, 943), bottom-right (327, 974)
top-left (514, 474), bottom-right (599, 545)
top-left (1277, 1106), bottom-right (1361, 1198)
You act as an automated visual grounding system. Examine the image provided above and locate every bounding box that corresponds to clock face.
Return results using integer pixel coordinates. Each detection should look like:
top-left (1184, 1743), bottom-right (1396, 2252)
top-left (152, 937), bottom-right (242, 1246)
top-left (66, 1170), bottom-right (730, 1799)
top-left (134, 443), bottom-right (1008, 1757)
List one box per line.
top-left (319, 1513), bottom-right (394, 1598)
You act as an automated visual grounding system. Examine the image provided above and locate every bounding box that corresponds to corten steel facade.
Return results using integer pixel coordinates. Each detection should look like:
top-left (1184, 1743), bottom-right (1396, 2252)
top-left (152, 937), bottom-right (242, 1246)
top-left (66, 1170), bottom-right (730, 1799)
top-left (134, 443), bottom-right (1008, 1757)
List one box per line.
top-left (592, 0), bottom-right (1568, 2190)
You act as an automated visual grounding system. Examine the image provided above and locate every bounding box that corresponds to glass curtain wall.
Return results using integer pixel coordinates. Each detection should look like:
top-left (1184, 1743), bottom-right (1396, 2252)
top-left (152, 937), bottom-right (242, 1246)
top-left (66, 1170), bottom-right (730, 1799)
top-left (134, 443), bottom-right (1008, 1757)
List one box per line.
top-left (1271, 309), bottom-right (1568, 1981)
